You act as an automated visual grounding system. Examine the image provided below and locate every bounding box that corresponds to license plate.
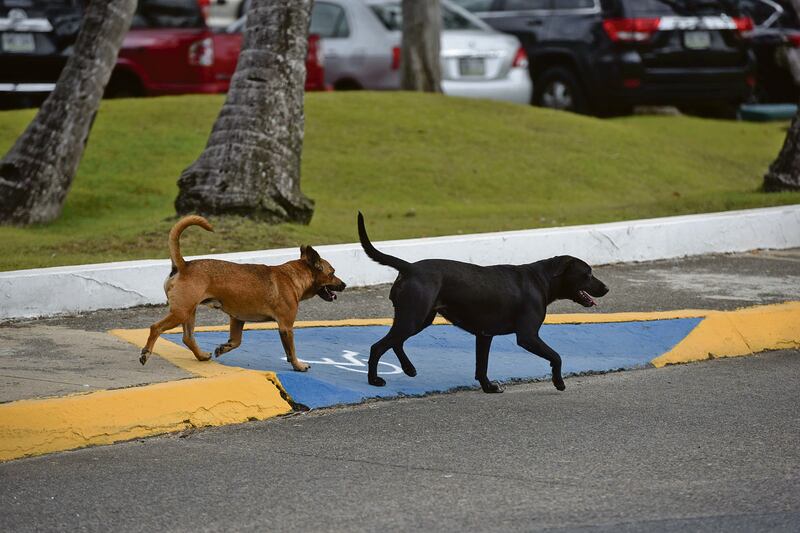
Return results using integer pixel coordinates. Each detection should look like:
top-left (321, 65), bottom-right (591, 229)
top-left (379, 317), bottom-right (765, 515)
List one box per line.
top-left (459, 57), bottom-right (485, 77)
top-left (1, 32), bottom-right (35, 53)
top-left (683, 30), bottom-right (711, 50)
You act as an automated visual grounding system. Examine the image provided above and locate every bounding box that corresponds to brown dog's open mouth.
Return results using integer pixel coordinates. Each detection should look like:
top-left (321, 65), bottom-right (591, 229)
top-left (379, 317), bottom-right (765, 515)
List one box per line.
top-left (575, 290), bottom-right (596, 307)
top-left (318, 286), bottom-right (337, 301)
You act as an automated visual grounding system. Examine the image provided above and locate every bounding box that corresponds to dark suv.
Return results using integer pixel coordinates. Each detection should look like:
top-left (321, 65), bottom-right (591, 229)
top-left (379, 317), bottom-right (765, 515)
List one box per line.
top-left (451, 0), bottom-right (756, 115)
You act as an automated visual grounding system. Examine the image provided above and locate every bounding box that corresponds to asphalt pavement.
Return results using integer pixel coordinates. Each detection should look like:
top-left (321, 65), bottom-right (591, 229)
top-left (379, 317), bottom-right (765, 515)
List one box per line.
top-left (0, 249), bottom-right (799, 531)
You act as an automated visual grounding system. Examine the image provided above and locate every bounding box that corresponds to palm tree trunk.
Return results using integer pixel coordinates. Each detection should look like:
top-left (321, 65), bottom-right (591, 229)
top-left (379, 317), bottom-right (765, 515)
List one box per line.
top-left (0, 0), bottom-right (137, 226)
top-left (175, 1), bottom-right (315, 224)
top-left (762, 0), bottom-right (800, 192)
top-left (764, 112), bottom-right (800, 191)
top-left (401, 0), bottom-right (442, 93)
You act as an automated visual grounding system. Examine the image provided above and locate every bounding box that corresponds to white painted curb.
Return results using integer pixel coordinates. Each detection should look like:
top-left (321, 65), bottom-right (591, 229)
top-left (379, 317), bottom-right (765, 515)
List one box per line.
top-left (1, 205), bottom-right (799, 320)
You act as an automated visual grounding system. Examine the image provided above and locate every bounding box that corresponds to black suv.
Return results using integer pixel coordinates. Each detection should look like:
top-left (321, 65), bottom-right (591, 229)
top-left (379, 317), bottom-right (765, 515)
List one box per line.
top-left (451, 0), bottom-right (756, 115)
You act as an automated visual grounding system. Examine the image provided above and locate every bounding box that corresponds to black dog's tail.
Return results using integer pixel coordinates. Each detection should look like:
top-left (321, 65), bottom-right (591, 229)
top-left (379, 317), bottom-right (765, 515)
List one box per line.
top-left (358, 212), bottom-right (411, 272)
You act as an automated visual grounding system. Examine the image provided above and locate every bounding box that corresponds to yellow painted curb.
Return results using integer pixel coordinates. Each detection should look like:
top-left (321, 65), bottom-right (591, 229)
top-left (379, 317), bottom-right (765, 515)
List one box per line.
top-left (0, 372), bottom-right (292, 462)
top-left (652, 302), bottom-right (800, 367)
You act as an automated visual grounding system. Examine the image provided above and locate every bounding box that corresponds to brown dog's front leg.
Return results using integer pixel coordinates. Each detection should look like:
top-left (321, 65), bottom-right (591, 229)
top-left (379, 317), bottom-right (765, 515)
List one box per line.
top-left (278, 327), bottom-right (309, 372)
top-left (141, 312), bottom-right (183, 365)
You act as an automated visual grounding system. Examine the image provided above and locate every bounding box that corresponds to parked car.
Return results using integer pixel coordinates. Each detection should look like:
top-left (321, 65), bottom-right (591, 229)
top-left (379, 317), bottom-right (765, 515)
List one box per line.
top-left (451, 0), bottom-right (757, 116)
top-left (207, 0), bottom-right (245, 28)
top-left (0, 0), bottom-right (324, 109)
top-left (230, 0), bottom-right (531, 104)
top-left (739, 0), bottom-right (800, 103)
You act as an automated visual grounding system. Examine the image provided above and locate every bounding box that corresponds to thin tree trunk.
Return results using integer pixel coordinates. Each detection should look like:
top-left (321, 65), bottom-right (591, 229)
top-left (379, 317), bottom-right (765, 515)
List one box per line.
top-left (763, 0), bottom-right (800, 191)
top-left (401, 0), bottom-right (442, 92)
top-left (0, 0), bottom-right (137, 226)
top-left (175, 1), bottom-right (315, 224)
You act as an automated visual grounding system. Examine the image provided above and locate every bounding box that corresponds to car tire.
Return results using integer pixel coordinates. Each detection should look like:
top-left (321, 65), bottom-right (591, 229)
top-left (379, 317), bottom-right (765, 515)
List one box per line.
top-left (534, 66), bottom-right (589, 114)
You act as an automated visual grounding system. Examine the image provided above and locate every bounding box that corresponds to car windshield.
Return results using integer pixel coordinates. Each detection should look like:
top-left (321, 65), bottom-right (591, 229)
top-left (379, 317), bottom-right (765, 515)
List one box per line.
top-left (616, 0), bottom-right (739, 16)
top-left (131, 0), bottom-right (205, 29)
top-left (370, 3), bottom-right (483, 31)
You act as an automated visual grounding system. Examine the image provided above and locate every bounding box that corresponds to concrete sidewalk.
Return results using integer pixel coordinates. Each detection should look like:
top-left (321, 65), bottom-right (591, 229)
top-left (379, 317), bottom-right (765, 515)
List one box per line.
top-left (3, 248), bottom-right (799, 404)
top-left (1, 249), bottom-right (799, 461)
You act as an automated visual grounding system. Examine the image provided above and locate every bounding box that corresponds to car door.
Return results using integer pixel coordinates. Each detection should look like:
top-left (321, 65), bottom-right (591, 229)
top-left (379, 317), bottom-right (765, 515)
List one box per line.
top-left (477, 0), bottom-right (552, 53)
top-left (310, 1), bottom-right (361, 89)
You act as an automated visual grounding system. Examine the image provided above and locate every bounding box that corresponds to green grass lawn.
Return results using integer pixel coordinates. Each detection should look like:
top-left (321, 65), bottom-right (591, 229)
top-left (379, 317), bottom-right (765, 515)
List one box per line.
top-left (1, 92), bottom-right (798, 271)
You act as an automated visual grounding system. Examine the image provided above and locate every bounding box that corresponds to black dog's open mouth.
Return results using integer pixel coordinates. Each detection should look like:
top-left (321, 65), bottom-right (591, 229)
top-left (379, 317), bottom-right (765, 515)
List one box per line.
top-left (575, 290), bottom-right (597, 307)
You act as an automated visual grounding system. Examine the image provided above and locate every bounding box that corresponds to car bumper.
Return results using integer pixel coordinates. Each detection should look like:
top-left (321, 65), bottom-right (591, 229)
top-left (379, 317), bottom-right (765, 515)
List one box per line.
top-left (442, 68), bottom-right (532, 105)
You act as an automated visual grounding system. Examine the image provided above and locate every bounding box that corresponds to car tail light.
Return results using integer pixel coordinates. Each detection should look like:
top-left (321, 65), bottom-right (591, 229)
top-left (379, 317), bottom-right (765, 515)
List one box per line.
top-left (603, 18), bottom-right (660, 43)
top-left (188, 37), bottom-right (214, 67)
top-left (512, 47), bottom-right (528, 68)
top-left (392, 46), bottom-right (401, 70)
top-left (733, 16), bottom-right (754, 35)
top-left (197, 0), bottom-right (210, 23)
top-left (788, 33), bottom-right (800, 47)
top-left (308, 34), bottom-right (323, 68)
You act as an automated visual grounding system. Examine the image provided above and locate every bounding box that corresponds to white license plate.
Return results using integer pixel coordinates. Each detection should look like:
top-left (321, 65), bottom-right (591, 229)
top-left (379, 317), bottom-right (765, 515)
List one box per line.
top-left (683, 30), bottom-right (711, 50)
top-left (459, 57), bottom-right (485, 77)
top-left (1, 32), bottom-right (35, 53)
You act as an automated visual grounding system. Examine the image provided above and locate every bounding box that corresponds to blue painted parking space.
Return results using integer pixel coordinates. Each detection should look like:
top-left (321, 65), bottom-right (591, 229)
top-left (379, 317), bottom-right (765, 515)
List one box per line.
top-left (164, 318), bottom-right (701, 409)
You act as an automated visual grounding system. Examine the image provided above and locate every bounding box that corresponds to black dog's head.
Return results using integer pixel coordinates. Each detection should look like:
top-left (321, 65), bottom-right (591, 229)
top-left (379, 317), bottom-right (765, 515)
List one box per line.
top-left (550, 256), bottom-right (609, 307)
top-left (300, 245), bottom-right (347, 301)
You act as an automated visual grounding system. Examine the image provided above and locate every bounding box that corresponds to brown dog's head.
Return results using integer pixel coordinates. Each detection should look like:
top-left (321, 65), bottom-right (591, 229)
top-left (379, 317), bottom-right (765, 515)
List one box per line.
top-left (550, 256), bottom-right (609, 307)
top-left (300, 245), bottom-right (346, 301)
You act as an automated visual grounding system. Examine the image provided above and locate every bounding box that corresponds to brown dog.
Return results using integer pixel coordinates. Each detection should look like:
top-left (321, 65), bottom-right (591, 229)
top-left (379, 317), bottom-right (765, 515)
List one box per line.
top-left (139, 215), bottom-right (346, 371)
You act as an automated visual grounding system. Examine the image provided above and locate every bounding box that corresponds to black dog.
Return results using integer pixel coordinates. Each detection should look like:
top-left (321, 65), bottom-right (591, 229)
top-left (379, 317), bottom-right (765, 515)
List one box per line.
top-left (358, 212), bottom-right (609, 393)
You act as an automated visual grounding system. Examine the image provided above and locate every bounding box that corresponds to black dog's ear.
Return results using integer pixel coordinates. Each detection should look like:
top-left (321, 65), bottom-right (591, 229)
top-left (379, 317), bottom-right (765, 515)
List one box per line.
top-left (300, 245), bottom-right (323, 270)
top-left (552, 256), bottom-right (576, 277)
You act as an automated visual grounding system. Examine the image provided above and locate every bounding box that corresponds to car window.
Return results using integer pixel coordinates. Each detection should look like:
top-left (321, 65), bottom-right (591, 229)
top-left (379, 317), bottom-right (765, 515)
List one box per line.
top-left (739, 0), bottom-right (797, 28)
top-left (131, 0), bottom-right (205, 29)
top-left (501, 0), bottom-right (552, 10)
top-left (552, 0), bottom-right (595, 9)
top-left (310, 2), bottom-right (350, 38)
top-left (620, 0), bottom-right (736, 17)
top-left (370, 3), bottom-right (483, 31)
top-left (449, 0), bottom-right (496, 12)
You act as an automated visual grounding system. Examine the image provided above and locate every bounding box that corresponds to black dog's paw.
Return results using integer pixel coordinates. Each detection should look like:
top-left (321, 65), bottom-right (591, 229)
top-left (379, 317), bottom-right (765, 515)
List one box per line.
top-left (402, 364), bottom-right (417, 377)
top-left (480, 380), bottom-right (504, 394)
top-left (553, 376), bottom-right (566, 391)
top-left (368, 376), bottom-right (386, 387)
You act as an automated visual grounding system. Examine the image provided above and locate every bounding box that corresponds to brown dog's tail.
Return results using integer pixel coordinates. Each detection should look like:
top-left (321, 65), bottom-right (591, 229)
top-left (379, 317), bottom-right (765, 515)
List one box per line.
top-left (169, 215), bottom-right (213, 273)
top-left (357, 212), bottom-right (410, 272)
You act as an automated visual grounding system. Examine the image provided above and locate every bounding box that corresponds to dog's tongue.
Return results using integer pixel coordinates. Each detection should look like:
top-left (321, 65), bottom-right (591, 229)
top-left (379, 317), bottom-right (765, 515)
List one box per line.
top-left (331, 291), bottom-right (337, 300)
top-left (580, 290), bottom-right (597, 307)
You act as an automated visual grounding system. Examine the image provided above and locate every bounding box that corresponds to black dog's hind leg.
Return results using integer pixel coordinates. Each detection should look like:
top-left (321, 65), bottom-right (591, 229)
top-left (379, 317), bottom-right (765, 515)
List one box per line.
top-left (475, 334), bottom-right (502, 393)
top-left (391, 310), bottom-right (435, 378)
top-left (516, 332), bottom-right (565, 391)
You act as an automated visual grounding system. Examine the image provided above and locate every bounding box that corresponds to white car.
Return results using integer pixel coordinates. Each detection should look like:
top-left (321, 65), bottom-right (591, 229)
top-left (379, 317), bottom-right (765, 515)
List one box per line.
top-left (227, 0), bottom-right (532, 104)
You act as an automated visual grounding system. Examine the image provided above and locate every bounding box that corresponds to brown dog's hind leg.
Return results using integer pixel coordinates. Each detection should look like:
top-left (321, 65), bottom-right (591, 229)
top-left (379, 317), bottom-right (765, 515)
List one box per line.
top-left (215, 317), bottom-right (244, 358)
top-left (278, 322), bottom-right (308, 372)
top-left (182, 309), bottom-right (211, 361)
top-left (140, 312), bottom-right (183, 365)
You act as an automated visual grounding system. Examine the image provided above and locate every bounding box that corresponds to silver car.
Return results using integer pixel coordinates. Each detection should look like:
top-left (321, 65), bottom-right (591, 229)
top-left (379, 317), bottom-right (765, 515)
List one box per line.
top-left (229, 0), bottom-right (532, 104)
top-left (319, 0), bottom-right (532, 104)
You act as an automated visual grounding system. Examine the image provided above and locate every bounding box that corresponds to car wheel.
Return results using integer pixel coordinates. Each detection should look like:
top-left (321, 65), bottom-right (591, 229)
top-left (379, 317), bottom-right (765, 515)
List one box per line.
top-left (534, 67), bottom-right (588, 114)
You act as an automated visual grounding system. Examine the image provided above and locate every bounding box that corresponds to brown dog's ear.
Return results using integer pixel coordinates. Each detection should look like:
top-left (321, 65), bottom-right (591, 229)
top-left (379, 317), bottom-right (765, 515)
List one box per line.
top-left (301, 245), bottom-right (322, 270)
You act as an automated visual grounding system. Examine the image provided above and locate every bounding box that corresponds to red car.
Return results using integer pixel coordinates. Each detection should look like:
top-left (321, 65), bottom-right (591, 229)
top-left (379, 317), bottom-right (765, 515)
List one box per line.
top-left (0, 0), bottom-right (324, 108)
top-left (110, 0), bottom-right (325, 97)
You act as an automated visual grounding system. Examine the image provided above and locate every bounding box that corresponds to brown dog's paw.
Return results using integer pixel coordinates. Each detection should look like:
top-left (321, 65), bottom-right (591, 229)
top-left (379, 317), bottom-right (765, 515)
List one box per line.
top-left (368, 376), bottom-right (386, 387)
top-left (139, 350), bottom-right (149, 365)
top-left (292, 362), bottom-right (310, 372)
top-left (194, 352), bottom-right (212, 362)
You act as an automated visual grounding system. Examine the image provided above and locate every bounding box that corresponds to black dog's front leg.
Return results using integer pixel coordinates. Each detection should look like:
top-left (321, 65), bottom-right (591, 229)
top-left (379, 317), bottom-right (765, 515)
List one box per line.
top-left (517, 333), bottom-right (565, 391)
top-left (475, 334), bottom-right (503, 393)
